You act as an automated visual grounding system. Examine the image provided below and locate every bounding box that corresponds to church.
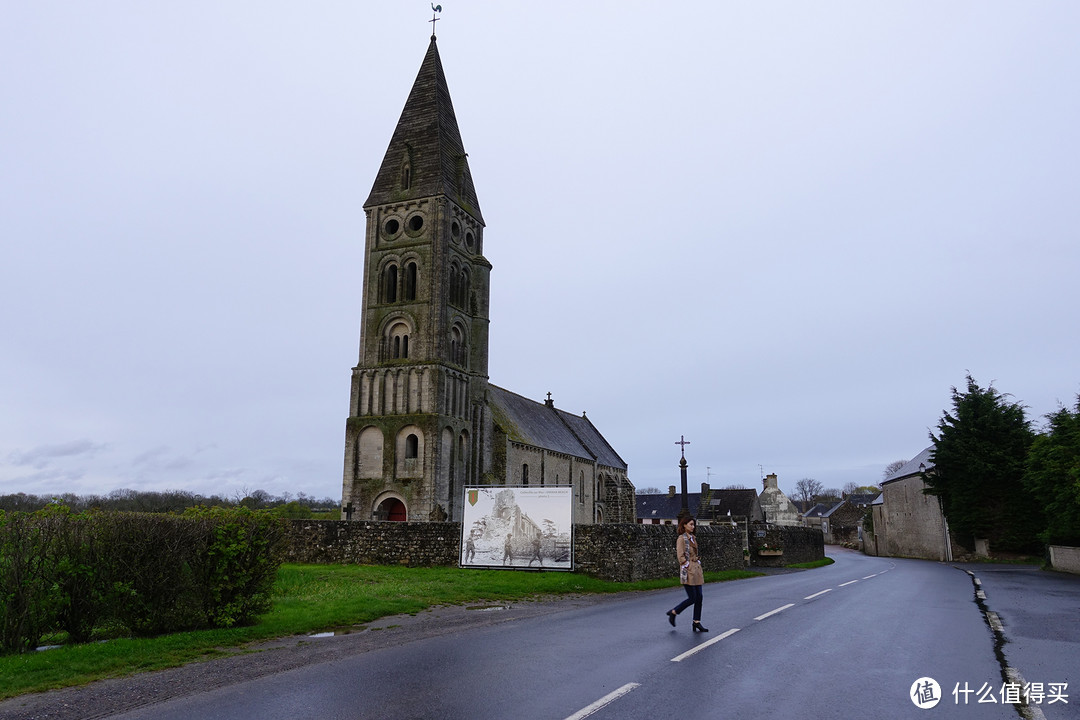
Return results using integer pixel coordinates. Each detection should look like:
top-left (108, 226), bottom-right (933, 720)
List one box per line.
top-left (340, 32), bottom-right (635, 525)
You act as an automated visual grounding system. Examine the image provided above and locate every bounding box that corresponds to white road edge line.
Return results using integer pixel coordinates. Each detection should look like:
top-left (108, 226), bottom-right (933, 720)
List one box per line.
top-left (1006, 666), bottom-right (1048, 720)
top-left (670, 628), bottom-right (740, 662)
top-left (804, 589), bottom-right (832, 600)
top-left (863, 574), bottom-right (878, 579)
top-left (838, 580), bottom-right (859, 587)
top-left (754, 603), bottom-right (794, 621)
top-left (564, 683), bottom-right (641, 720)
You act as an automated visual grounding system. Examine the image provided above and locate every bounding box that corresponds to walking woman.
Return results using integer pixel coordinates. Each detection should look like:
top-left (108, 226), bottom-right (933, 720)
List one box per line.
top-left (666, 515), bottom-right (708, 632)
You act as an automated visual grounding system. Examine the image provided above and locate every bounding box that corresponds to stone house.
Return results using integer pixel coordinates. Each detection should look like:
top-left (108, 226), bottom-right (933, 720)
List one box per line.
top-left (636, 483), bottom-right (763, 526)
top-left (699, 485), bottom-right (764, 524)
top-left (802, 501), bottom-right (841, 533)
top-left (757, 473), bottom-right (802, 526)
top-left (866, 447), bottom-right (954, 561)
top-left (818, 499), bottom-right (867, 544)
top-left (340, 34), bottom-right (634, 524)
top-left (636, 488), bottom-right (694, 525)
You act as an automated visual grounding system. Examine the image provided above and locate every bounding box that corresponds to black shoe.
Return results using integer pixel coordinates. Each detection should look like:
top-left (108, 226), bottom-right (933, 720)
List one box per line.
top-left (667, 611), bottom-right (677, 627)
top-left (693, 622), bottom-right (709, 632)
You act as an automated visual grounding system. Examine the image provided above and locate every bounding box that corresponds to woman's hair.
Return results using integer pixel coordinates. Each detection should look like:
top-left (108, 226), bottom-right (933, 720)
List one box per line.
top-left (676, 515), bottom-right (696, 535)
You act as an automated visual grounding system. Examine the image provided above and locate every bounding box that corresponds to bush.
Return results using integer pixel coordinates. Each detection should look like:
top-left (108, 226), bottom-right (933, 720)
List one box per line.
top-left (0, 510), bottom-right (62, 653)
top-left (0, 506), bottom-right (287, 654)
top-left (185, 507), bottom-right (286, 627)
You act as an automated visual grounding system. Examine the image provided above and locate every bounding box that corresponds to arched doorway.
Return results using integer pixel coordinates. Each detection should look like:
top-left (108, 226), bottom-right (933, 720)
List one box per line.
top-left (376, 497), bottom-right (407, 521)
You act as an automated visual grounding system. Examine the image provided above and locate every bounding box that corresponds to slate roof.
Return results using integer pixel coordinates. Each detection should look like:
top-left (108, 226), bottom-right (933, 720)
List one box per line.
top-left (487, 385), bottom-right (627, 471)
top-left (637, 493), bottom-right (699, 521)
top-left (636, 488), bottom-right (763, 522)
top-left (845, 493), bottom-right (879, 508)
top-left (365, 36), bottom-right (484, 223)
top-left (703, 489), bottom-right (762, 520)
top-left (803, 501), bottom-right (842, 518)
top-left (882, 446), bottom-right (936, 485)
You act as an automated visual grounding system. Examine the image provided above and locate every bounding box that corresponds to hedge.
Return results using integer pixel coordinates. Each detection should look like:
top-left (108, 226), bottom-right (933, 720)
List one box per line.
top-left (0, 506), bottom-right (285, 654)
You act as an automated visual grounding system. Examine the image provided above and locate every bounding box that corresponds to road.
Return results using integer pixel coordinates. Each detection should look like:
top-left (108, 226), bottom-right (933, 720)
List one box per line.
top-left (4, 548), bottom-right (1077, 720)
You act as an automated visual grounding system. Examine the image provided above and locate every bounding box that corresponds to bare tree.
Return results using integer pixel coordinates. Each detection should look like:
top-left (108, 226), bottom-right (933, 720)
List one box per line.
top-left (883, 459), bottom-right (908, 479)
top-left (794, 478), bottom-right (824, 505)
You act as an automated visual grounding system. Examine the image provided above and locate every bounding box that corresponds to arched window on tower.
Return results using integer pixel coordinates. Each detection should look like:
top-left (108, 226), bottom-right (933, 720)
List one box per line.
top-left (383, 264), bottom-right (398, 304)
top-left (404, 262), bottom-right (417, 301)
top-left (450, 325), bottom-right (467, 368)
top-left (449, 262), bottom-right (460, 308)
top-left (459, 268), bottom-right (471, 309)
top-left (522, 464), bottom-right (529, 486)
top-left (388, 321), bottom-right (410, 360)
top-left (405, 434), bottom-right (419, 459)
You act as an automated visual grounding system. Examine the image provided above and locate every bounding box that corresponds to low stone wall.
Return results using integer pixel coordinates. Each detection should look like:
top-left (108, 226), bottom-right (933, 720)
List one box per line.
top-left (283, 520), bottom-right (460, 567)
top-left (1049, 545), bottom-right (1080, 575)
top-left (283, 520), bottom-right (825, 581)
top-left (749, 524), bottom-right (824, 568)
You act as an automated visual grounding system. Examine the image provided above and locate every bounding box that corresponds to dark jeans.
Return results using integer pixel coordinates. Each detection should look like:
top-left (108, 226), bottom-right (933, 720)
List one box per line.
top-left (672, 584), bottom-right (703, 622)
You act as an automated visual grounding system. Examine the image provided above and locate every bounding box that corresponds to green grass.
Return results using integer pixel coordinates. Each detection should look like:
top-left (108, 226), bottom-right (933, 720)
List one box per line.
top-left (0, 564), bottom-right (761, 700)
top-left (786, 557), bottom-right (835, 569)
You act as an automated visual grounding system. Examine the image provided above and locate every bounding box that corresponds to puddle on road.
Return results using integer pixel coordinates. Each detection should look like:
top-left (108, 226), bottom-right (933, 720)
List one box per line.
top-left (466, 605), bottom-right (511, 612)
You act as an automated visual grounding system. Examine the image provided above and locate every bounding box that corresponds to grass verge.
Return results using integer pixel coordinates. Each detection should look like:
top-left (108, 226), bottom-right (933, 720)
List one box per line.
top-left (787, 557), bottom-right (835, 569)
top-left (1, 564), bottom-right (761, 699)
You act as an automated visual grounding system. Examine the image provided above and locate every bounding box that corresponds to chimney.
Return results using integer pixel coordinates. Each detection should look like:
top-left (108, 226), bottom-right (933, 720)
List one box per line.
top-left (763, 473), bottom-right (779, 490)
top-left (668, 485), bottom-right (676, 497)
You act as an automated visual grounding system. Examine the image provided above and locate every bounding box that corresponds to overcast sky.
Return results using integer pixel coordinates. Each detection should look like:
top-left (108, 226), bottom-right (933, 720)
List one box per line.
top-left (3, 2), bottom-right (1078, 504)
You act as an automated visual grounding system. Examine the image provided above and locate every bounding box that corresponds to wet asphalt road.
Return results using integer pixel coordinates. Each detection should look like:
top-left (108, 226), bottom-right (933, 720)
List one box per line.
top-left (4, 548), bottom-right (1077, 720)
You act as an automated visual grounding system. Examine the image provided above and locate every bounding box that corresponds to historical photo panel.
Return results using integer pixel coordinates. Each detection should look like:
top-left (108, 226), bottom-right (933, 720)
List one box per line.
top-left (460, 486), bottom-right (573, 570)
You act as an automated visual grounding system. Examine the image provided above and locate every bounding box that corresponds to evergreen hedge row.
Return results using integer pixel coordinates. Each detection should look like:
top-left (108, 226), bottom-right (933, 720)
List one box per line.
top-left (0, 506), bottom-right (286, 654)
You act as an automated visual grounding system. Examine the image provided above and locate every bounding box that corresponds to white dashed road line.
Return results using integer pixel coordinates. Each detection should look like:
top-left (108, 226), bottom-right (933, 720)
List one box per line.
top-left (754, 603), bottom-right (794, 621)
top-left (569, 563), bottom-right (890, 717)
top-left (564, 683), bottom-right (640, 720)
top-left (671, 628), bottom-right (741, 662)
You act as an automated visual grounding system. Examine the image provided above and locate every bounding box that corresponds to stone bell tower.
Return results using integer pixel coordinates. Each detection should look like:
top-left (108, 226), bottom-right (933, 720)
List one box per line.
top-left (341, 34), bottom-right (491, 522)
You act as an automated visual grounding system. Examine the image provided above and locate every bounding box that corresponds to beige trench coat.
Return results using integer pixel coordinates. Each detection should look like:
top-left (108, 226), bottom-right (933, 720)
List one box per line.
top-left (677, 532), bottom-right (704, 586)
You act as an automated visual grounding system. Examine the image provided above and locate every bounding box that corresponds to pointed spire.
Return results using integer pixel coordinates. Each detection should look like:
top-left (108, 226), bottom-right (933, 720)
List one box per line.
top-left (365, 37), bottom-right (484, 224)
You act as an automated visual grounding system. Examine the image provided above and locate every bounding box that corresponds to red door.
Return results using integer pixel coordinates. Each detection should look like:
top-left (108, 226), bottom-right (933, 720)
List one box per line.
top-left (378, 498), bottom-right (407, 521)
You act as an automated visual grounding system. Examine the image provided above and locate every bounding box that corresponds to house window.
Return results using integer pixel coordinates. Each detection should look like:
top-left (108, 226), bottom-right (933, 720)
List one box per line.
top-left (522, 464), bottom-right (529, 485)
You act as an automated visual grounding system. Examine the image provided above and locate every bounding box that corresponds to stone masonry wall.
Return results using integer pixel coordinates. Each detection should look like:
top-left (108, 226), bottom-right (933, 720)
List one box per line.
top-left (284, 520), bottom-right (824, 581)
top-left (284, 520), bottom-right (460, 567)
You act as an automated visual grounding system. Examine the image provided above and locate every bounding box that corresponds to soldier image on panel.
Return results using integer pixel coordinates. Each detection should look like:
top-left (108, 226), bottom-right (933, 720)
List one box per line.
top-left (464, 534), bottom-right (476, 563)
top-left (503, 533), bottom-right (513, 565)
top-left (528, 535), bottom-right (542, 566)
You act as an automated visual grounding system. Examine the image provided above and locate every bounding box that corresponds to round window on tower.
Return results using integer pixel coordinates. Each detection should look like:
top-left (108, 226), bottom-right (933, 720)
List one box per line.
top-left (384, 217), bottom-right (401, 238)
top-left (406, 214), bottom-right (424, 236)
top-left (451, 220), bottom-right (461, 243)
top-left (464, 231), bottom-right (475, 250)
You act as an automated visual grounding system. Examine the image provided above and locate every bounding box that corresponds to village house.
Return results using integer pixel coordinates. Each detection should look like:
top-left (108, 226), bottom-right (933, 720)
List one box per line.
top-left (864, 447), bottom-right (954, 561)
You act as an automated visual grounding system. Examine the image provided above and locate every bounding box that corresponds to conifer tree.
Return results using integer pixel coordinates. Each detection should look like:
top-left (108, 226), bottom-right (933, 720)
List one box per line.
top-left (925, 375), bottom-right (1042, 553)
top-left (1023, 397), bottom-right (1080, 546)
